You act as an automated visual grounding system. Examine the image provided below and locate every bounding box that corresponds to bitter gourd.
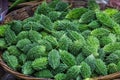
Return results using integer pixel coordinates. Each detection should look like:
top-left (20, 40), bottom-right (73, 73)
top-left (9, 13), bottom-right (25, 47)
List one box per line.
top-left (28, 30), bottom-right (42, 43)
top-left (44, 35), bottom-right (58, 48)
top-left (22, 61), bottom-right (34, 75)
top-left (34, 69), bottom-right (53, 78)
top-left (54, 73), bottom-right (66, 80)
top-left (76, 53), bottom-right (85, 65)
top-left (91, 28), bottom-right (110, 37)
top-left (32, 57), bottom-right (48, 70)
top-left (66, 65), bottom-right (81, 80)
top-left (38, 39), bottom-right (52, 51)
top-left (103, 42), bottom-right (120, 53)
top-left (106, 53), bottom-right (119, 64)
top-left (23, 22), bottom-right (43, 31)
top-left (82, 36), bottom-right (100, 57)
top-left (0, 38), bottom-right (7, 50)
top-left (84, 54), bottom-right (96, 72)
top-left (4, 55), bottom-right (18, 70)
top-left (22, 43), bottom-right (38, 53)
top-left (95, 59), bottom-right (107, 75)
top-left (58, 34), bottom-right (72, 50)
top-left (16, 38), bottom-right (31, 51)
top-left (7, 45), bottom-right (21, 57)
top-left (54, 63), bottom-right (68, 74)
top-left (27, 45), bottom-right (46, 60)
top-left (79, 10), bottom-right (96, 24)
top-left (18, 54), bottom-right (27, 65)
top-left (65, 8), bottom-right (88, 20)
top-left (17, 31), bottom-right (29, 41)
top-left (107, 63), bottom-right (118, 74)
top-left (5, 27), bottom-right (17, 45)
top-left (0, 25), bottom-right (7, 37)
top-left (60, 50), bottom-right (76, 67)
top-left (10, 20), bottom-right (22, 34)
top-left (55, 1), bottom-right (69, 11)
top-left (48, 49), bottom-right (60, 69)
top-left (80, 62), bottom-right (91, 79)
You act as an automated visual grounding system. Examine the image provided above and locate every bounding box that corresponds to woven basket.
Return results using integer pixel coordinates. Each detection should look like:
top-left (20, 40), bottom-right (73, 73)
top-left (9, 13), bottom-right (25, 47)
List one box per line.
top-left (1, 0), bottom-right (120, 80)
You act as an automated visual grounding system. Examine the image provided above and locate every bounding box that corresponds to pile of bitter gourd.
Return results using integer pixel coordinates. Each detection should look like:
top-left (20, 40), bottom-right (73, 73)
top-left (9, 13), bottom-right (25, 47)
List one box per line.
top-left (0, 0), bottom-right (120, 80)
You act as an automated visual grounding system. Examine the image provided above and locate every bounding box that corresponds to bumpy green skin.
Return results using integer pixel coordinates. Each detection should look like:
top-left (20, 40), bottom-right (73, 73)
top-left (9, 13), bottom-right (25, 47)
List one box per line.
top-left (96, 11), bottom-right (115, 28)
top-left (77, 24), bottom-right (88, 32)
top-left (58, 34), bottom-right (72, 50)
top-left (38, 40), bottom-right (52, 51)
top-left (5, 27), bottom-right (17, 45)
top-left (99, 33), bottom-right (116, 46)
top-left (55, 1), bottom-right (69, 11)
top-left (32, 57), bottom-right (48, 70)
top-left (54, 73), bottom-right (66, 80)
top-left (103, 8), bottom-right (118, 17)
top-left (91, 28), bottom-right (110, 37)
top-left (0, 38), bottom-right (7, 50)
top-left (17, 31), bottom-right (29, 41)
top-left (7, 46), bottom-right (21, 56)
top-left (88, 20), bottom-right (100, 29)
top-left (80, 62), bottom-right (91, 79)
top-left (76, 76), bottom-right (82, 80)
top-left (35, 1), bottom-right (52, 15)
top-left (106, 53), bottom-right (119, 64)
top-left (69, 39), bottom-right (85, 55)
top-left (95, 59), bottom-right (107, 75)
top-left (79, 10), bottom-right (96, 24)
top-left (0, 25), bottom-right (7, 37)
top-left (48, 11), bottom-right (61, 22)
top-left (40, 14), bottom-right (53, 31)
top-left (16, 38), bottom-right (31, 51)
top-left (44, 35), bottom-right (59, 48)
top-left (48, 0), bottom-right (59, 8)
top-left (113, 12), bottom-right (120, 24)
top-left (117, 61), bottom-right (120, 71)
top-left (27, 45), bottom-right (46, 60)
top-left (81, 30), bottom-right (91, 39)
top-left (98, 48), bottom-right (106, 60)
top-left (66, 65), bottom-right (81, 80)
top-left (22, 61), bottom-right (34, 75)
top-left (82, 36), bottom-right (100, 57)
top-left (52, 31), bottom-right (66, 40)
top-left (18, 54), bottom-right (27, 65)
top-left (3, 55), bottom-right (18, 70)
top-left (54, 63), bottom-right (68, 74)
top-left (28, 30), bottom-right (42, 43)
top-left (107, 63), bottom-right (118, 74)
top-left (65, 8), bottom-right (88, 20)
top-left (48, 50), bottom-right (60, 69)
top-left (22, 43), bottom-right (38, 53)
top-left (67, 30), bottom-right (85, 41)
top-left (34, 69), bottom-right (53, 78)
top-left (2, 51), bottom-right (10, 62)
top-left (112, 23), bottom-right (120, 35)
top-left (87, 0), bottom-right (100, 11)
top-left (23, 22), bottom-right (43, 31)
top-left (103, 42), bottom-right (120, 53)
top-left (76, 53), bottom-right (85, 65)
top-left (10, 20), bottom-right (22, 34)
top-left (112, 50), bottom-right (120, 58)
top-left (84, 54), bottom-right (96, 72)
top-left (54, 20), bottom-right (78, 31)
top-left (60, 50), bottom-right (76, 67)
